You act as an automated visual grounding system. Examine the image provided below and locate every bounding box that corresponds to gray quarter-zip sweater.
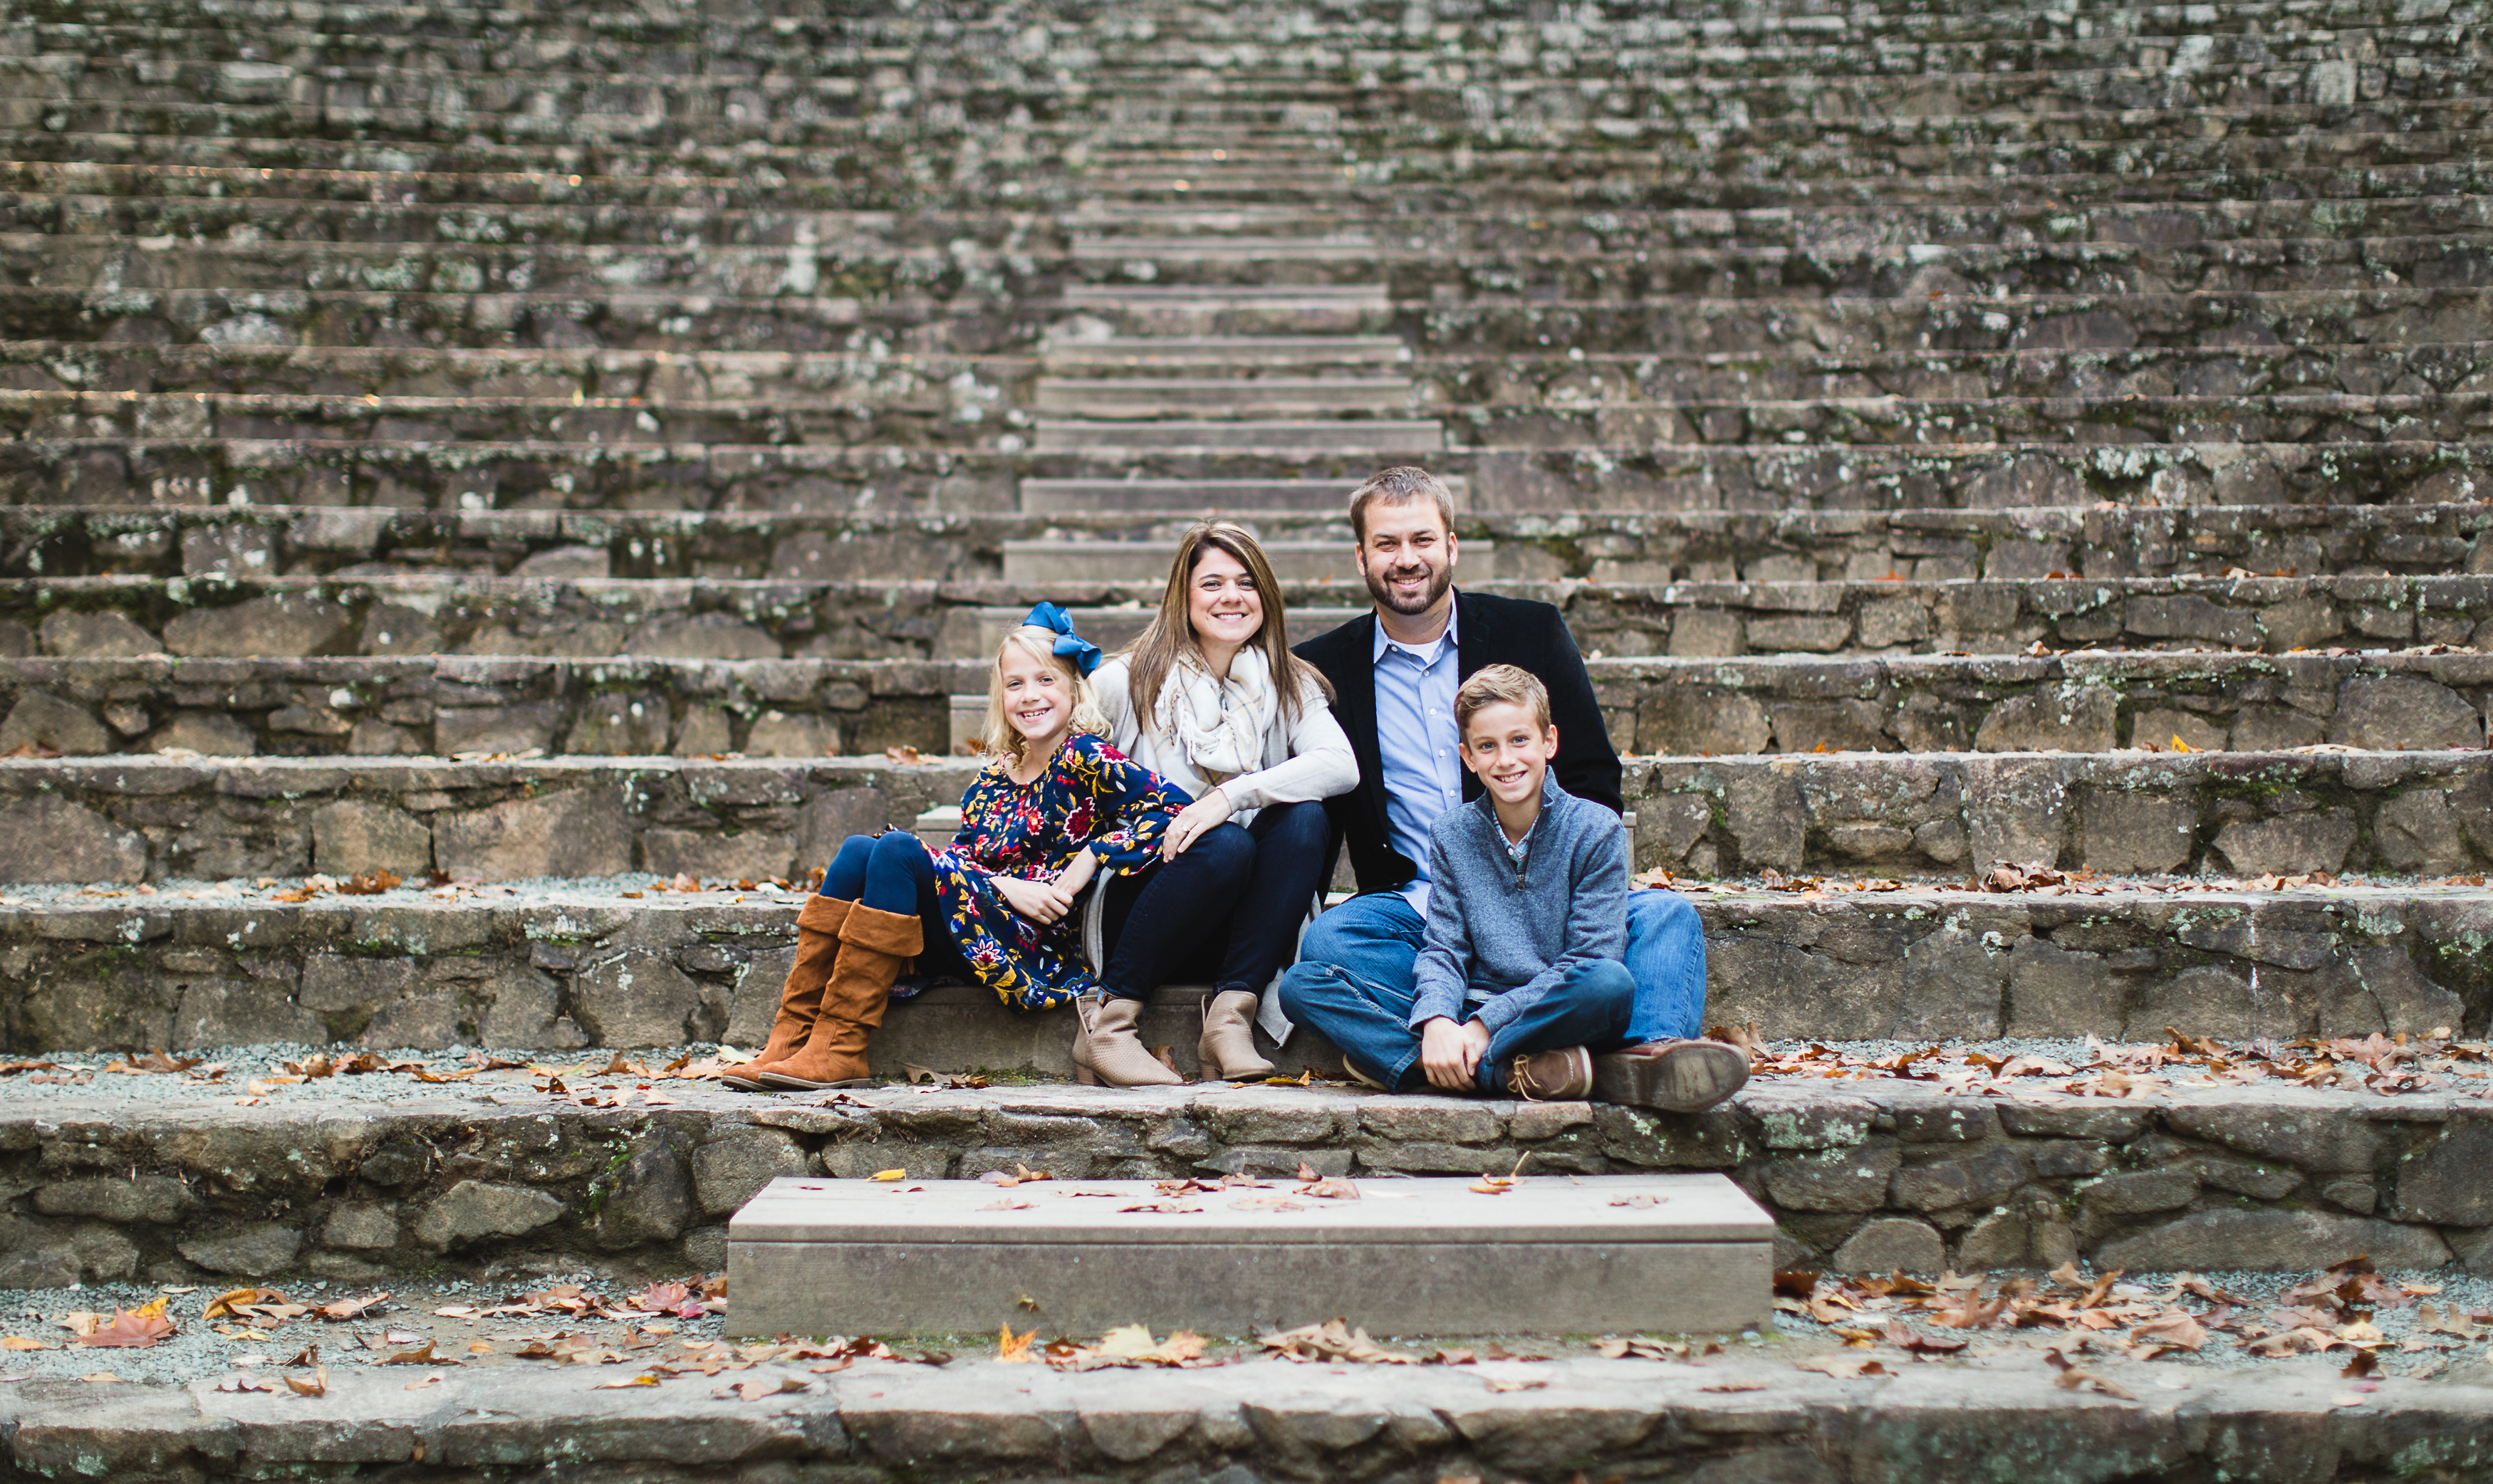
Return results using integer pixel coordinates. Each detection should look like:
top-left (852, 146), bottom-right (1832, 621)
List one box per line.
top-left (1409, 770), bottom-right (1629, 1033)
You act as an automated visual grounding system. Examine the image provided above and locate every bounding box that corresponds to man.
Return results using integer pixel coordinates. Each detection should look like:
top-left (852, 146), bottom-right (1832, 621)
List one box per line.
top-left (1280, 465), bottom-right (1747, 1112)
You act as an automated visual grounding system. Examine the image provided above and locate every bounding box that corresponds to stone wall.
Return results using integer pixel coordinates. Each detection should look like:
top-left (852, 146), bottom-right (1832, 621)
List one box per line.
top-left (0, 503), bottom-right (2481, 582)
top-left (0, 889), bottom-right (2477, 1054)
top-left (0, 571), bottom-right (2483, 663)
top-left (1, 1081), bottom-right (2484, 1292)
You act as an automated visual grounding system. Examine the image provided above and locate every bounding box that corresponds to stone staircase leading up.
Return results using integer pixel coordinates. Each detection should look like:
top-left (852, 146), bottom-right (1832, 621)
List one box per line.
top-left (0, 0), bottom-right (2489, 1347)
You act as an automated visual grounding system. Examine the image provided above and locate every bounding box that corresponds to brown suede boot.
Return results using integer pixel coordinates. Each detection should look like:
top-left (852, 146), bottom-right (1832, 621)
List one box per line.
top-left (1195, 990), bottom-right (1275, 1081)
top-left (757, 904), bottom-right (922, 1091)
top-left (720, 895), bottom-right (850, 1091)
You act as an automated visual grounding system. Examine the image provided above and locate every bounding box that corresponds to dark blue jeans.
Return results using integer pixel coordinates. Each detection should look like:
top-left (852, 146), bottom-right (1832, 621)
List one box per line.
top-left (1275, 890), bottom-right (1638, 1092)
top-left (1099, 798), bottom-right (1333, 1001)
top-left (818, 831), bottom-right (974, 980)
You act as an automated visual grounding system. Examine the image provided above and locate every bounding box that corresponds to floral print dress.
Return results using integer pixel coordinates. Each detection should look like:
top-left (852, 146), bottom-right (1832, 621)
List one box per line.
top-left (930, 731), bottom-right (1190, 1012)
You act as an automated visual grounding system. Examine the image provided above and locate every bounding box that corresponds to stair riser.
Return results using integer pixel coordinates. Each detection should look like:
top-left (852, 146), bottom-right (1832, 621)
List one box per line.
top-left (0, 741), bottom-right (2486, 885)
top-left (0, 573), bottom-right (2478, 664)
top-left (13, 283), bottom-right (2491, 357)
top-left (0, 1055), bottom-right (2480, 1302)
top-left (0, 500), bottom-right (2468, 585)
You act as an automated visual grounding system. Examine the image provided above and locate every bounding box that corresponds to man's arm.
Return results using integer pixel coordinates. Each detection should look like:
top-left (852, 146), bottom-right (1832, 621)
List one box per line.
top-left (1539, 607), bottom-right (1623, 813)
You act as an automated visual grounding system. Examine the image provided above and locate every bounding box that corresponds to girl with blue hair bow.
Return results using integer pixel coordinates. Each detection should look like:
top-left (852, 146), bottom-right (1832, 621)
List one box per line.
top-left (723, 604), bottom-right (1191, 1091)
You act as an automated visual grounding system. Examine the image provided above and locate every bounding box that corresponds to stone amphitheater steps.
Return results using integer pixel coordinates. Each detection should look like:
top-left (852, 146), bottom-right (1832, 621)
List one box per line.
top-left (2, 570), bottom-right (2484, 660)
top-left (8, 437), bottom-right (2479, 513)
top-left (11, 341), bottom-right (2492, 434)
top-left (1, 879), bottom-right (2484, 1048)
top-left (0, 502), bottom-right (2474, 583)
top-left (0, 647), bottom-right (2482, 768)
top-left (11, 385), bottom-right (2488, 458)
top-left (1, 740), bottom-right (2487, 886)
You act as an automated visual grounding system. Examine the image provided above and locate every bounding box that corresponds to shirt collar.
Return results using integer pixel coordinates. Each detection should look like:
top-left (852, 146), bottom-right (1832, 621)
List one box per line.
top-left (1370, 597), bottom-right (1459, 664)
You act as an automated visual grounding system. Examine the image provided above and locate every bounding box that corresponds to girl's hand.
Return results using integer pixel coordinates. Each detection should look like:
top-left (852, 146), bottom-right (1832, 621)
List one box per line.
top-left (1053, 847), bottom-right (1100, 898)
top-left (992, 874), bottom-right (1078, 925)
top-left (1162, 788), bottom-right (1234, 861)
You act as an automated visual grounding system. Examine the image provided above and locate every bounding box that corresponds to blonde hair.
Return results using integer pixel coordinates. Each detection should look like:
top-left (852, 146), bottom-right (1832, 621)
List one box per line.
top-left (1118, 521), bottom-right (1334, 736)
top-left (983, 625), bottom-right (1110, 762)
top-left (1349, 465), bottom-right (1457, 542)
top-left (1454, 663), bottom-right (1552, 736)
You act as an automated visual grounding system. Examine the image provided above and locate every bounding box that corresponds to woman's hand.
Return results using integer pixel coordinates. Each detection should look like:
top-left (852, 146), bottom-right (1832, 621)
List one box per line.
top-left (1418, 1016), bottom-right (1490, 1092)
top-left (1162, 788), bottom-right (1234, 861)
top-left (992, 874), bottom-right (1080, 925)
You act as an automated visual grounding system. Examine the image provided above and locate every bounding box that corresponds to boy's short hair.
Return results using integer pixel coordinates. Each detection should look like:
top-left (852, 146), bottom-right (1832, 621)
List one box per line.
top-left (1454, 664), bottom-right (1553, 736)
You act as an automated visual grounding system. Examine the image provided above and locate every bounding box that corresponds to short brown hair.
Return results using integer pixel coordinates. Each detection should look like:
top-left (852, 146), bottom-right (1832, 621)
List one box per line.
top-left (1455, 664), bottom-right (1552, 736)
top-left (1349, 465), bottom-right (1457, 542)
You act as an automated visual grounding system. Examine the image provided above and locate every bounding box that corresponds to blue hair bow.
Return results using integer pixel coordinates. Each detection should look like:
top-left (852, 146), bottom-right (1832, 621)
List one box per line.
top-left (1024, 601), bottom-right (1102, 676)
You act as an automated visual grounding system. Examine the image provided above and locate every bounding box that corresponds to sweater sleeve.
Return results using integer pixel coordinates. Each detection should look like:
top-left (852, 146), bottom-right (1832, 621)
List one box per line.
top-left (1467, 814), bottom-right (1630, 1035)
top-left (1409, 826), bottom-right (1474, 1028)
top-left (1214, 674), bottom-right (1360, 812)
top-left (1092, 659), bottom-right (1140, 756)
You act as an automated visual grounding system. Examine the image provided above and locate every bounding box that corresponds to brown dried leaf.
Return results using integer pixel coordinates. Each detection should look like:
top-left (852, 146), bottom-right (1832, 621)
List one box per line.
top-left (75, 1306), bottom-right (175, 1349)
top-left (284, 1367), bottom-right (327, 1397)
top-left (1794, 1354), bottom-right (1890, 1379)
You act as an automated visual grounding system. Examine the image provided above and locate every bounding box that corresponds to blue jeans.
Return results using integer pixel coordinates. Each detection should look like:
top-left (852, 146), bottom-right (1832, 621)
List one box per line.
top-left (1276, 887), bottom-right (1709, 1085)
top-left (1099, 799), bottom-right (1333, 1000)
top-left (1276, 893), bottom-right (1638, 1092)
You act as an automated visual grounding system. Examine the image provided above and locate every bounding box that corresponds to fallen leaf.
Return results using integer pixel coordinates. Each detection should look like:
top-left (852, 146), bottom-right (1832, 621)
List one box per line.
top-left (0, 1337), bottom-right (52, 1352)
top-left (1261, 1318), bottom-right (1419, 1365)
top-left (870, 1169), bottom-right (907, 1182)
top-left (381, 1342), bottom-right (444, 1365)
top-left (1482, 1376), bottom-right (1549, 1392)
top-left (285, 1367), bottom-right (327, 1397)
top-left (595, 1373), bottom-right (662, 1389)
top-left (204, 1288), bottom-right (288, 1321)
top-left (402, 1371), bottom-right (444, 1391)
top-left (78, 1372), bottom-right (120, 1384)
top-left (76, 1307), bottom-right (176, 1349)
top-left (998, 1324), bottom-right (1037, 1364)
top-left (1702, 1381), bottom-right (1769, 1393)
top-left (1795, 1354), bottom-right (1890, 1379)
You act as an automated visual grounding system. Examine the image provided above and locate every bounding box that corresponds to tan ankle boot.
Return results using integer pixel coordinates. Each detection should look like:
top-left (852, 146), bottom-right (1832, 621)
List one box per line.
top-left (721, 896), bottom-right (850, 1090)
top-left (1196, 990), bottom-right (1274, 1081)
top-left (758, 904), bottom-right (922, 1091)
top-left (1073, 994), bottom-right (1183, 1087)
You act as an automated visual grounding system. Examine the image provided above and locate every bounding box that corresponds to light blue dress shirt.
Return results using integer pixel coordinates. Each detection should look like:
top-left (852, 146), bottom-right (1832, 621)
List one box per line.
top-left (1370, 604), bottom-right (1463, 917)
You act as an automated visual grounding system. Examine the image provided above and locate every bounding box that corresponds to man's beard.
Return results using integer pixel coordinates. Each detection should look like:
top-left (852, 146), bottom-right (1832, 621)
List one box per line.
top-left (1362, 556), bottom-right (1453, 616)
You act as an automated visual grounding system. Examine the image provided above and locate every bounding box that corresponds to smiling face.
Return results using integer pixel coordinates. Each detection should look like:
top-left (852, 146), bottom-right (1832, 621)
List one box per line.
top-left (1355, 498), bottom-right (1457, 619)
top-left (1186, 542), bottom-right (1264, 661)
top-left (1458, 699), bottom-right (1559, 808)
top-left (998, 642), bottom-right (1076, 751)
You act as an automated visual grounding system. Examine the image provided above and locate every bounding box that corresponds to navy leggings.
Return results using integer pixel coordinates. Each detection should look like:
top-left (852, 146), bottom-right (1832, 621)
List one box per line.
top-left (1098, 798), bottom-right (1332, 1002)
top-left (817, 831), bottom-right (974, 980)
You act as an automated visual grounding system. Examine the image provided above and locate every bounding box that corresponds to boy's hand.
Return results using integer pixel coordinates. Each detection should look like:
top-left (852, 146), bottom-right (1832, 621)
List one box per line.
top-left (1419, 1016), bottom-right (1491, 1092)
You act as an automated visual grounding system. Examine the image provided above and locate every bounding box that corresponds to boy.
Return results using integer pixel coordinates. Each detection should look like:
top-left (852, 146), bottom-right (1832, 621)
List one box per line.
top-left (1317, 664), bottom-right (1749, 1102)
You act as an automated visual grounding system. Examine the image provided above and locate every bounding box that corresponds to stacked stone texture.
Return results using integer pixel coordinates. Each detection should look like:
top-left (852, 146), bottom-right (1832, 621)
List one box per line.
top-left (0, 0), bottom-right (2487, 1282)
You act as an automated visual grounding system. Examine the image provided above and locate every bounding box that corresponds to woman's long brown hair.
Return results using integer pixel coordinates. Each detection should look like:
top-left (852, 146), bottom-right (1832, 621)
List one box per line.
top-left (1119, 522), bottom-right (1336, 737)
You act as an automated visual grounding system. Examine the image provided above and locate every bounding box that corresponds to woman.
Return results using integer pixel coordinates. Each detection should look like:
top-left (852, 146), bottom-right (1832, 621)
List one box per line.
top-left (1081, 522), bottom-right (1358, 1087)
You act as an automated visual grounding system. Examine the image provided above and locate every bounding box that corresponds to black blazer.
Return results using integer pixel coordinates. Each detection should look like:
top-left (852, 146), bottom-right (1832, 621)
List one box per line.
top-left (1293, 589), bottom-right (1623, 897)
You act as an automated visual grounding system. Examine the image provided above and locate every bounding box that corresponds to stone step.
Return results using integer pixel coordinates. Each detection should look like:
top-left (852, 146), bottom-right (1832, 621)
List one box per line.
top-left (0, 877), bottom-right (2484, 1050)
top-left (21, 185), bottom-right (2493, 256)
top-left (1039, 336), bottom-right (1406, 372)
top-left (0, 500), bottom-right (2472, 585)
top-left (4, 433), bottom-right (2480, 513)
top-left (1027, 419), bottom-right (1445, 454)
top-left (0, 1353), bottom-right (2484, 1484)
top-left (20, 279), bottom-right (2484, 357)
top-left (0, 653), bottom-right (975, 759)
top-left (1030, 377), bottom-right (1414, 417)
top-left (14, 53), bottom-right (2482, 139)
top-left (0, 645), bottom-right (2482, 773)
top-left (1016, 476), bottom-right (1472, 513)
top-left (997, 540), bottom-right (1501, 584)
top-left (3, 734), bottom-right (2486, 886)
top-left (1055, 283), bottom-right (1392, 335)
top-left (13, 384), bottom-right (2491, 458)
top-left (10, 337), bottom-right (2486, 425)
top-left (0, 570), bottom-right (2482, 665)
top-left (732, 1172), bottom-right (1773, 1338)
top-left (1068, 234), bottom-right (1377, 262)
